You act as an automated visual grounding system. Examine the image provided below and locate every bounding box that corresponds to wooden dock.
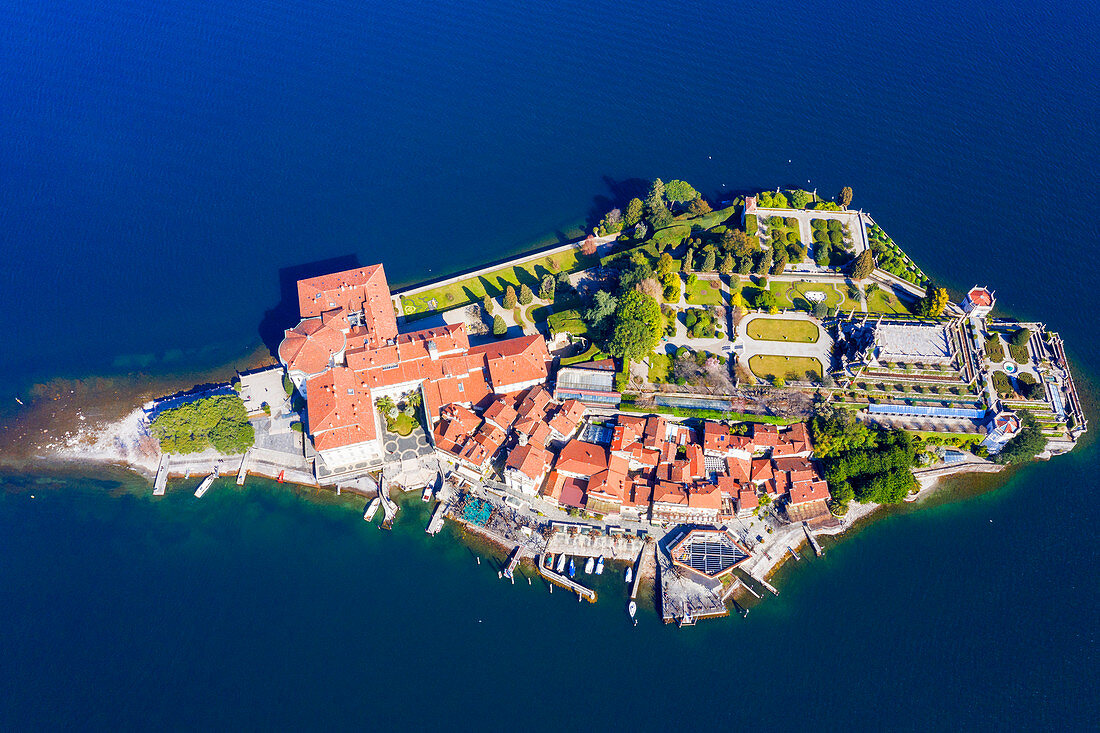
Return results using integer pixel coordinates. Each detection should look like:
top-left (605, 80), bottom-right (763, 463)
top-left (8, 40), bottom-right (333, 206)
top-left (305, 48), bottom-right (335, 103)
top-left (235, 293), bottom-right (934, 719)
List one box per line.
top-left (503, 546), bottom-right (522, 579)
top-left (379, 476), bottom-right (398, 530)
top-left (153, 453), bottom-right (170, 496)
top-left (803, 523), bottom-right (824, 556)
top-left (536, 555), bottom-right (596, 602)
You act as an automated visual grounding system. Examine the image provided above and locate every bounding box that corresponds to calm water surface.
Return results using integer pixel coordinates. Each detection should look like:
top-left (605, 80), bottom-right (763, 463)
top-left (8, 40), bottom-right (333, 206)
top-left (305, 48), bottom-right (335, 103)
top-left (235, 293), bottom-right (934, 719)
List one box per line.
top-left (1, 0), bottom-right (1097, 728)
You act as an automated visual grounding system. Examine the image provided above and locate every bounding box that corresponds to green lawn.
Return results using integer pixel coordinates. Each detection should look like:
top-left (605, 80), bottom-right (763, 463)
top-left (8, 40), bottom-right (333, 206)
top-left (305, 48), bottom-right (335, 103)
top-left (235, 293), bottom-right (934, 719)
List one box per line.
top-left (385, 413), bottom-right (417, 436)
top-left (685, 277), bottom-right (725, 305)
top-left (746, 317), bottom-right (820, 343)
top-left (748, 354), bottom-right (822, 382)
top-left (866, 288), bottom-right (914, 314)
top-left (400, 249), bottom-right (597, 318)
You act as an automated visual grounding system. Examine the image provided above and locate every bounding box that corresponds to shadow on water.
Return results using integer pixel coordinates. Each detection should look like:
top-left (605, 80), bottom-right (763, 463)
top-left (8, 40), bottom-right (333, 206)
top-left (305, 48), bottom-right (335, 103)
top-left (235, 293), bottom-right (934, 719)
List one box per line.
top-left (257, 255), bottom-right (362, 358)
top-left (587, 176), bottom-right (651, 229)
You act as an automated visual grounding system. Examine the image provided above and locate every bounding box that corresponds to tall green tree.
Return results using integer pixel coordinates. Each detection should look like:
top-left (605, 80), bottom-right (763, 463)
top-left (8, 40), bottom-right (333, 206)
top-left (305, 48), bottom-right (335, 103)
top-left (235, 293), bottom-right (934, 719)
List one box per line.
top-left (839, 186), bottom-right (853, 207)
top-left (701, 246), bottom-right (717, 272)
top-left (624, 197), bottom-right (644, 227)
top-left (645, 178), bottom-right (671, 225)
top-left (518, 283), bottom-right (534, 305)
top-left (492, 315), bottom-right (507, 337)
top-left (539, 274), bottom-right (555, 300)
top-left (664, 180), bottom-right (699, 204)
top-left (918, 282), bottom-right (949, 316)
top-left (791, 189), bottom-right (811, 209)
top-left (851, 250), bottom-right (874, 280)
top-left (687, 197), bottom-right (711, 216)
top-left (606, 290), bottom-right (662, 360)
top-left (503, 285), bottom-right (518, 309)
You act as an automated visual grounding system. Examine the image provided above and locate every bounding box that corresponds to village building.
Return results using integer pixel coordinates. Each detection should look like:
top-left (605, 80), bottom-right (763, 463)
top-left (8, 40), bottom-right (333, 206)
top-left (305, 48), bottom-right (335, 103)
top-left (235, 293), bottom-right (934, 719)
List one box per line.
top-left (503, 443), bottom-right (552, 496)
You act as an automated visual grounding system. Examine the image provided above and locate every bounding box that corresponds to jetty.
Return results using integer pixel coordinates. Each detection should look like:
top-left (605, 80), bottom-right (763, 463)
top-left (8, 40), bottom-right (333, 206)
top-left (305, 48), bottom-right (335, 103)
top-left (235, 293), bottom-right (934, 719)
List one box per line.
top-left (503, 546), bottom-right (522, 579)
top-left (236, 449), bottom-right (252, 486)
top-left (536, 555), bottom-right (596, 602)
top-left (787, 545), bottom-right (801, 562)
top-left (153, 453), bottom-right (170, 496)
top-left (193, 469), bottom-right (217, 498)
top-left (379, 476), bottom-right (398, 530)
top-left (803, 523), bottom-right (824, 557)
top-left (630, 541), bottom-right (654, 601)
top-left (426, 500), bottom-right (448, 535)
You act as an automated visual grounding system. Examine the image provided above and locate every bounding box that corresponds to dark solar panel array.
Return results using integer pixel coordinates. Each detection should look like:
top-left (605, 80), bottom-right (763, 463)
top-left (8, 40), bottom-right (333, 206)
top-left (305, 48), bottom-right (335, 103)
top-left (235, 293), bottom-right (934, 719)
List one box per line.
top-left (677, 537), bottom-right (747, 575)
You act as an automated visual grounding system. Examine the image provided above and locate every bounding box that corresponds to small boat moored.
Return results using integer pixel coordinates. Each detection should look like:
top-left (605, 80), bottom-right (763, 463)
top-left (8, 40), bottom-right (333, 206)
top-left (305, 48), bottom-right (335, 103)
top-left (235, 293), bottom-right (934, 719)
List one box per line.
top-left (584, 557), bottom-right (595, 574)
top-left (568, 558), bottom-right (576, 578)
top-left (556, 554), bottom-right (567, 573)
top-left (628, 600), bottom-right (637, 618)
top-left (363, 497), bottom-right (381, 521)
top-left (625, 567), bottom-right (633, 584)
top-left (421, 485), bottom-right (433, 502)
top-left (595, 556), bottom-right (604, 575)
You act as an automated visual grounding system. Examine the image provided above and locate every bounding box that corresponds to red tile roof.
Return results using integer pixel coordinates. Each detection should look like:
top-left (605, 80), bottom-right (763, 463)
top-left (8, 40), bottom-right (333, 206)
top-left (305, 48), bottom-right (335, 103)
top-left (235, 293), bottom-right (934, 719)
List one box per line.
top-left (279, 318), bottom-right (346, 376)
top-left (297, 265), bottom-right (397, 347)
top-left (788, 480), bottom-right (831, 506)
top-left (505, 443), bottom-right (551, 481)
top-left (554, 440), bottom-right (609, 478)
top-left (469, 334), bottom-right (550, 392)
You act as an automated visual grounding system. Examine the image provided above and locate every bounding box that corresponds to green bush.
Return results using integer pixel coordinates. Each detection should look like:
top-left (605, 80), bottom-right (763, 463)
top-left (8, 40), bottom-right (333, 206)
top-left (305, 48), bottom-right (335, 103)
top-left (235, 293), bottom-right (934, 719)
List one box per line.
top-left (150, 394), bottom-right (255, 455)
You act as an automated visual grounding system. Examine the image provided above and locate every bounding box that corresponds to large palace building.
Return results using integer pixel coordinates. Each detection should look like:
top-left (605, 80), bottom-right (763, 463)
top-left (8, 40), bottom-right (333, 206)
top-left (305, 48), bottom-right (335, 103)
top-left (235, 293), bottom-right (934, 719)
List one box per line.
top-left (278, 265), bottom-right (550, 478)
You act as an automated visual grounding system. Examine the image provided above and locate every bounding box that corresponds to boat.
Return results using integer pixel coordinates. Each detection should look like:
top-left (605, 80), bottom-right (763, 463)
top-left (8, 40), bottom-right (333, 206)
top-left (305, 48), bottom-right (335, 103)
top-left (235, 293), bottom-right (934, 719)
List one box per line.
top-left (625, 567), bottom-right (633, 584)
top-left (363, 497), bottom-right (380, 521)
top-left (194, 471), bottom-right (216, 498)
top-left (421, 485), bottom-right (432, 502)
top-left (556, 554), bottom-right (567, 573)
top-left (544, 553), bottom-right (554, 569)
top-left (628, 600), bottom-right (637, 618)
top-left (568, 558), bottom-right (576, 578)
top-left (277, 470), bottom-right (285, 483)
top-left (584, 557), bottom-right (595, 574)
top-left (595, 556), bottom-right (604, 575)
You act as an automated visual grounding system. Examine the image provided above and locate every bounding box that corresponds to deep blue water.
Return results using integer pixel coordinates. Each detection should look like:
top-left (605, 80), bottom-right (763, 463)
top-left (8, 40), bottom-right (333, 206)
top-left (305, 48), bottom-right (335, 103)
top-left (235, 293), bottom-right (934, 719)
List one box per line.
top-left (1, 0), bottom-right (1098, 728)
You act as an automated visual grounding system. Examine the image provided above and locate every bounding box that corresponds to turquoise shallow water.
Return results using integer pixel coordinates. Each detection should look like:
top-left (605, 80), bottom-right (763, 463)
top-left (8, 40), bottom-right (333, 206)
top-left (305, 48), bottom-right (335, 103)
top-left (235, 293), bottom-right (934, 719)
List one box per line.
top-left (1, 0), bottom-right (1098, 728)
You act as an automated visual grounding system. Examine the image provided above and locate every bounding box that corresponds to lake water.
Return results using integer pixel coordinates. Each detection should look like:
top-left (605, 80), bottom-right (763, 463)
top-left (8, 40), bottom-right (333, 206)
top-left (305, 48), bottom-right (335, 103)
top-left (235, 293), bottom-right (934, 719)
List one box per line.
top-left (1, 0), bottom-right (1097, 728)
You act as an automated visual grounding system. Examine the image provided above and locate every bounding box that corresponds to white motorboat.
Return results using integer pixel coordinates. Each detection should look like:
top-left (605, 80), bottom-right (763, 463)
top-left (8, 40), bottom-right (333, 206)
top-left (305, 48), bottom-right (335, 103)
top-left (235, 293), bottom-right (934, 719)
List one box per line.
top-left (595, 556), bottom-right (604, 575)
top-left (556, 554), bottom-right (567, 573)
top-left (625, 567), bottom-right (633, 584)
top-left (363, 497), bottom-right (380, 521)
top-left (584, 557), bottom-right (595, 574)
top-left (628, 600), bottom-right (637, 618)
top-left (421, 485), bottom-right (433, 502)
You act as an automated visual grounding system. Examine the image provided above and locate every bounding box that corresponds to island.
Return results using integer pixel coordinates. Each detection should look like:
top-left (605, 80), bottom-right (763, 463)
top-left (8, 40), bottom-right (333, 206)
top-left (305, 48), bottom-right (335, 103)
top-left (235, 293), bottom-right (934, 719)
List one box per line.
top-left (35, 180), bottom-right (1088, 625)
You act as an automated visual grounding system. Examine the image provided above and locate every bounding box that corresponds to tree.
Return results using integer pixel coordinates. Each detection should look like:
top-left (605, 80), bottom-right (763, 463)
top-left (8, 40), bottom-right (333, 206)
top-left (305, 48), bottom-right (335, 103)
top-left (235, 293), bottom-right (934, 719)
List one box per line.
top-left (482, 295), bottom-right (493, 314)
top-left (756, 290), bottom-right (778, 313)
top-left (851, 250), bottom-right (874, 280)
top-left (584, 289), bottom-right (618, 333)
top-left (1010, 328), bottom-right (1032, 348)
top-left (664, 180), bottom-right (699, 204)
top-left (150, 395), bottom-right (254, 455)
top-left (719, 253), bottom-right (735, 275)
top-left (636, 277), bottom-right (663, 301)
top-left (645, 178), bottom-right (671, 225)
top-left (624, 197), bottom-right (644, 227)
top-left (918, 282), bottom-right (949, 316)
top-left (539, 274), bottom-right (555, 301)
top-left (503, 285), bottom-right (517, 309)
top-left (607, 290), bottom-right (662, 360)
top-left (702, 247), bottom-right (717, 272)
top-left (633, 222), bottom-right (648, 240)
top-left (754, 248), bottom-right (772, 275)
top-left (737, 257), bottom-right (752, 275)
top-left (839, 186), bottom-right (853, 208)
top-left (791, 190), bottom-right (811, 209)
top-left (771, 250), bottom-right (788, 275)
top-left (687, 197), bottom-right (711, 216)
top-left (581, 235), bottom-right (598, 256)
top-left (492, 315), bottom-right (507, 337)
top-left (518, 284), bottom-right (534, 305)
top-left (597, 208), bottom-right (623, 235)
top-left (812, 301), bottom-right (828, 319)
top-left (655, 252), bottom-right (679, 278)
top-left (684, 247), bottom-right (695, 272)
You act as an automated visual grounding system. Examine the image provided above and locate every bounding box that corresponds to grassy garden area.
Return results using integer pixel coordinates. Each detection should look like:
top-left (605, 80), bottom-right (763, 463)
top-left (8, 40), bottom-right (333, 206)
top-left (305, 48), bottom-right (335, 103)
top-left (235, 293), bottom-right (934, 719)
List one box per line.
top-left (400, 248), bottom-right (597, 319)
top-left (867, 223), bottom-right (927, 287)
top-left (685, 276), bottom-right (725, 305)
top-left (866, 287), bottom-right (914, 314)
top-left (746, 317), bottom-right (820, 343)
top-left (748, 354), bottom-right (822, 382)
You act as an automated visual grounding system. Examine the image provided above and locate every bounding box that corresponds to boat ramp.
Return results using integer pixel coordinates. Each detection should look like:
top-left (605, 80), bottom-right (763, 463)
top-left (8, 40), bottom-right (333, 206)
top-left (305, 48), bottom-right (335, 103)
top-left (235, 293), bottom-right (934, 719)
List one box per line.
top-left (153, 453), bottom-right (171, 496)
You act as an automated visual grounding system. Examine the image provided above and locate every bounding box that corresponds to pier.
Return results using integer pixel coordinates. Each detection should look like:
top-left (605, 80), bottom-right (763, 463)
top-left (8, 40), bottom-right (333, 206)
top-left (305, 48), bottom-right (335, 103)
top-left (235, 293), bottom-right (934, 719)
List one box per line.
top-left (630, 541), bottom-right (654, 601)
top-left (236, 449), bottom-right (251, 486)
top-left (803, 523), bottom-right (824, 557)
top-left (379, 476), bottom-right (398, 530)
top-left (787, 545), bottom-right (801, 562)
top-left (503, 546), bottom-right (522, 579)
top-left (153, 453), bottom-right (170, 496)
top-left (426, 500), bottom-right (448, 535)
top-left (536, 555), bottom-right (596, 602)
